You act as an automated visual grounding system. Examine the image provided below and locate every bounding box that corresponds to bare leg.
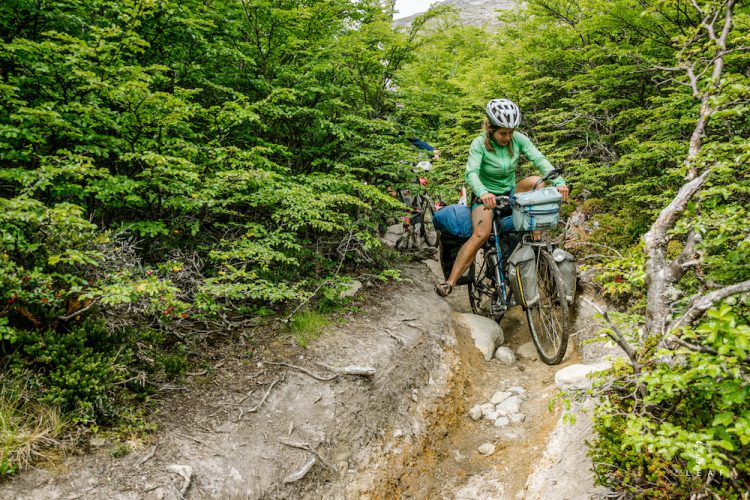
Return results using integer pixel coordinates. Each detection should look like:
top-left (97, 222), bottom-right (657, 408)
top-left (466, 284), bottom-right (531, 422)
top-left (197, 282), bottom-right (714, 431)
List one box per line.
top-left (445, 207), bottom-right (493, 286)
top-left (515, 175), bottom-right (544, 194)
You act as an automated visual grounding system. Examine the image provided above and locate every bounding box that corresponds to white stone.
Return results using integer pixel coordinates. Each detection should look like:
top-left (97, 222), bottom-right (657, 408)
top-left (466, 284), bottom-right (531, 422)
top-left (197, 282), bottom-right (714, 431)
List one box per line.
top-left (510, 413), bottom-right (526, 424)
top-left (477, 443), bottom-right (496, 456)
top-left (516, 342), bottom-right (538, 361)
top-left (393, 429), bottom-right (404, 438)
top-left (494, 416), bottom-right (510, 428)
top-left (455, 472), bottom-right (506, 498)
top-left (554, 361), bottom-right (611, 391)
top-left (458, 313), bottom-right (504, 361)
top-left (468, 405), bottom-right (483, 421)
top-left (379, 223), bottom-right (405, 248)
top-left (339, 280), bottom-right (363, 298)
top-left (480, 403), bottom-right (496, 418)
top-left (484, 410), bottom-right (499, 422)
top-left (496, 396), bottom-right (522, 416)
top-left (494, 346), bottom-right (516, 365)
top-left (507, 386), bottom-right (527, 399)
top-left (490, 391), bottom-right (513, 405)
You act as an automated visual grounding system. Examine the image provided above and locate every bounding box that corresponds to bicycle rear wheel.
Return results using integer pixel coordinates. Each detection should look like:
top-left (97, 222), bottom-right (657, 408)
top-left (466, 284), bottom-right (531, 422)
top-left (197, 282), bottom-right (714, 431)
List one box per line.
top-left (525, 248), bottom-right (569, 365)
top-left (468, 251), bottom-right (503, 321)
top-left (420, 196), bottom-right (438, 247)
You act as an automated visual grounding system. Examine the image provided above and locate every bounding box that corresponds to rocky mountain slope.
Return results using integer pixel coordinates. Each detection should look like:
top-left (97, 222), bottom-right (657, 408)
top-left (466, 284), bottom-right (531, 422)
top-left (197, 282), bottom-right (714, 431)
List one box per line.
top-left (394, 0), bottom-right (517, 28)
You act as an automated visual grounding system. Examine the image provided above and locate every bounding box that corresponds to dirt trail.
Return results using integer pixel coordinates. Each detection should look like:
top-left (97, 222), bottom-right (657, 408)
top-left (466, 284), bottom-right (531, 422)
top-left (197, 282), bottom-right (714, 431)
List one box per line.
top-left (0, 259), bottom-right (591, 499)
top-left (374, 281), bottom-right (581, 499)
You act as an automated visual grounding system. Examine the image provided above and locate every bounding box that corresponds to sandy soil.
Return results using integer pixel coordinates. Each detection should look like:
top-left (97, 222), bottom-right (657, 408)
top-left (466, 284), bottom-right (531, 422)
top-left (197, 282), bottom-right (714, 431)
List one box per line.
top-left (0, 259), bottom-right (587, 500)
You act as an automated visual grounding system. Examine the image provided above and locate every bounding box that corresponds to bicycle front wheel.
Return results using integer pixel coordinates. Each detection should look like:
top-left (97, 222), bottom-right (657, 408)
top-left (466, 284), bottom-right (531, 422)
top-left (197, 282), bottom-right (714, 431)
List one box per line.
top-left (526, 248), bottom-right (570, 365)
top-left (468, 251), bottom-right (503, 321)
top-left (420, 196), bottom-right (438, 247)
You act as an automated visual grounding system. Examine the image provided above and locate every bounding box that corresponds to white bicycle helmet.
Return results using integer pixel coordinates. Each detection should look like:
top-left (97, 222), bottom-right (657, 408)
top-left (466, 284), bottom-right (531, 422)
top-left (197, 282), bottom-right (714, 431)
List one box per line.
top-left (486, 99), bottom-right (521, 128)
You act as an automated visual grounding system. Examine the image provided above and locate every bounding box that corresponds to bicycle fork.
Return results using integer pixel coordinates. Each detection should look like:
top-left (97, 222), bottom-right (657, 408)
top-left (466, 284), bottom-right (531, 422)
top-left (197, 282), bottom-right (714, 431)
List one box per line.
top-left (490, 220), bottom-right (510, 317)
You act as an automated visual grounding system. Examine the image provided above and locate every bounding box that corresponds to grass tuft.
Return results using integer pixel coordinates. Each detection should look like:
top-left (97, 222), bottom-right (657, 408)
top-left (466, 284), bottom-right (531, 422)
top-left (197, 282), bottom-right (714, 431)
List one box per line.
top-left (1, 381), bottom-right (66, 478)
top-left (289, 311), bottom-right (331, 348)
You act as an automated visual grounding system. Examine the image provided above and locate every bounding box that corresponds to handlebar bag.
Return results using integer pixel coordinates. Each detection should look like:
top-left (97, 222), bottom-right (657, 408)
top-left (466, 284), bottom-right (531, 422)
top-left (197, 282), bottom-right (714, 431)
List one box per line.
top-left (552, 248), bottom-right (577, 304)
top-left (433, 204), bottom-right (473, 239)
top-left (511, 187), bottom-right (562, 231)
top-left (507, 243), bottom-right (538, 309)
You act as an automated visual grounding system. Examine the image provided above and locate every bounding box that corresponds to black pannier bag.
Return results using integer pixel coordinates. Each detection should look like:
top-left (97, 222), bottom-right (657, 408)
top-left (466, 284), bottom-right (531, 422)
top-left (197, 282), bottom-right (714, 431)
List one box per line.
top-left (438, 233), bottom-right (472, 285)
top-left (552, 248), bottom-right (577, 304)
top-left (507, 243), bottom-right (539, 308)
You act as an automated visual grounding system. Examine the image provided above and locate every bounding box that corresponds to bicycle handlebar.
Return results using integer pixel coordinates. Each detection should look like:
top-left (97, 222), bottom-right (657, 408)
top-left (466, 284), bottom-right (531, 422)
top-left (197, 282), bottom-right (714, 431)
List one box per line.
top-left (493, 195), bottom-right (511, 208)
top-left (543, 168), bottom-right (562, 182)
top-left (482, 168), bottom-right (565, 207)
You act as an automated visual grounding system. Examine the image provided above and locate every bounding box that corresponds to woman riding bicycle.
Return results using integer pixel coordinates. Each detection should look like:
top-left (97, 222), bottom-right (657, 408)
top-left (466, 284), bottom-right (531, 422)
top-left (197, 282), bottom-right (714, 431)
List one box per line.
top-left (435, 98), bottom-right (569, 297)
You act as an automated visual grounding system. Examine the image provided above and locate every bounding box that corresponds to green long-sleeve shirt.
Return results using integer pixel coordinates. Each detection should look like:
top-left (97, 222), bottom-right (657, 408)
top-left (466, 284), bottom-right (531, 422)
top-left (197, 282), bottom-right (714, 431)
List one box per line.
top-left (464, 132), bottom-right (565, 197)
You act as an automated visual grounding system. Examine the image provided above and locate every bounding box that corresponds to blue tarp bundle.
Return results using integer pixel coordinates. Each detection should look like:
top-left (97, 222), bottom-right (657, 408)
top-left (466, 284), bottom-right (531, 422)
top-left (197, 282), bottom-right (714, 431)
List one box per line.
top-left (407, 137), bottom-right (435, 151)
top-left (433, 204), bottom-right (473, 238)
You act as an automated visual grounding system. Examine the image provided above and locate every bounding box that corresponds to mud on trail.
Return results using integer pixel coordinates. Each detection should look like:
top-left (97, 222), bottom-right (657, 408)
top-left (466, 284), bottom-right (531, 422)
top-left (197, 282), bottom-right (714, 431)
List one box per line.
top-left (0, 260), bottom-right (587, 500)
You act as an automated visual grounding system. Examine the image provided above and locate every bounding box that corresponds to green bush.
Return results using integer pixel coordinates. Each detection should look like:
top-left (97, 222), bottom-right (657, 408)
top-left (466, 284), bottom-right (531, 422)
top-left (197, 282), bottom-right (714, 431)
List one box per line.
top-left (3, 320), bottom-right (184, 428)
top-left (591, 303), bottom-right (750, 498)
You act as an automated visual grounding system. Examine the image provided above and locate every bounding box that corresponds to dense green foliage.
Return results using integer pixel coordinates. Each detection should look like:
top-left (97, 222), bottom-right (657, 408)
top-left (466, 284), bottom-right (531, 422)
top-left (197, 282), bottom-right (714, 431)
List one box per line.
top-left (392, 0), bottom-right (749, 497)
top-left (1, 0), bottom-right (748, 495)
top-left (0, 0), bottom-right (433, 472)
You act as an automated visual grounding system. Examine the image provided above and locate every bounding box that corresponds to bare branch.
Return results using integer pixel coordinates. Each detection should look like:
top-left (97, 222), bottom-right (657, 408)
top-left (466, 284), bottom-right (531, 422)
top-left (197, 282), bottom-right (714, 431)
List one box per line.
top-left (239, 377), bottom-right (281, 418)
top-left (669, 230), bottom-right (701, 276)
top-left (718, 0), bottom-right (736, 47)
top-left (582, 298), bottom-right (641, 374)
top-left (58, 298), bottom-right (99, 321)
top-left (282, 456), bottom-right (317, 483)
top-left (566, 241), bottom-right (624, 258)
top-left (266, 361), bottom-right (338, 381)
top-left (644, 170), bottom-right (709, 252)
top-left (284, 230), bottom-right (354, 322)
top-left (278, 438), bottom-right (338, 476)
top-left (670, 279), bottom-right (750, 331)
top-left (137, 444), bottom-right (158, 466)
top-left (667, 336), bottom-right (718, 355)
top-left (315, 362), bottom-right (376, 377)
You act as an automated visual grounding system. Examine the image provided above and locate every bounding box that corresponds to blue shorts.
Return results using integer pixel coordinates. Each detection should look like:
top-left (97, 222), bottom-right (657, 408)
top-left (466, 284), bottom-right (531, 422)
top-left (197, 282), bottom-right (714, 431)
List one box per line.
top-left (471, 187), bottom-right (516, 232)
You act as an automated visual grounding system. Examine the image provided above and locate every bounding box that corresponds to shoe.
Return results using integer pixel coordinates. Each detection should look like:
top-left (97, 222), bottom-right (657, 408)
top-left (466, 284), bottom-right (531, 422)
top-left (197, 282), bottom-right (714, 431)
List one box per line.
top-left (435, 282), bottom-right (453, 297)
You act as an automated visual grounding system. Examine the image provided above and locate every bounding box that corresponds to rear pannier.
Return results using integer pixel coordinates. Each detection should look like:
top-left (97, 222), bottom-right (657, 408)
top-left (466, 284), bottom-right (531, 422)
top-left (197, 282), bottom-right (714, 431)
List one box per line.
top-left (438, 233), bottom-right (472, 286)
top-left (507, 244), bottom-right (538, 308)
top-left (511, 187), bottom-right (562, 231)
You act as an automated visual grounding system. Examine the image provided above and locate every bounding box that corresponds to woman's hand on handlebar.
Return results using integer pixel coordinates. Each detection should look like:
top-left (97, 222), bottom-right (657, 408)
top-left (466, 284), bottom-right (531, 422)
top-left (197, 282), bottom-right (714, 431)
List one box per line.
top-left (556, 185), bottom-right (569, 202)
top-left (480, 192), bottom-right (496, 209)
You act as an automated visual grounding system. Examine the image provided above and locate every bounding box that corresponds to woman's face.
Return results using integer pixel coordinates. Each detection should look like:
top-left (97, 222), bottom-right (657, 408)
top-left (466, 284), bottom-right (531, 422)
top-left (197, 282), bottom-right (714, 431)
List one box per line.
top-left (492, 128), bottom-right (514, 146)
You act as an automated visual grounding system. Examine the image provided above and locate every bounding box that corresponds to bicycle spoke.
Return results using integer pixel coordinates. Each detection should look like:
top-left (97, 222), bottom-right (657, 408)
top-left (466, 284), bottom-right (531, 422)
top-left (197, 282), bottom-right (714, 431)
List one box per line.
top-left (469, 250), bottom-right (502, 320)
top-left (526, 248), bottom-right (569, 365)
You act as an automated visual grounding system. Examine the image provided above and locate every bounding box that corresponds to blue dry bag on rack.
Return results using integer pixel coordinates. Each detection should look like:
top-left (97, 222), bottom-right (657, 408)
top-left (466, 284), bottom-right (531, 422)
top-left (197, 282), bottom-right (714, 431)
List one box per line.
top-left (433, 204), bottom-right (473, 239)
top-left (511, 187), bottom-right (562, 231)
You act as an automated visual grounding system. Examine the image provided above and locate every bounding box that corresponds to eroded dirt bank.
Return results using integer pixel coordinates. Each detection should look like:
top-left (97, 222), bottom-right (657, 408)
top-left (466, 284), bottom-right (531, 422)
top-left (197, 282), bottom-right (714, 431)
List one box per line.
top-left (367, 274), bottom-right (581, 499)
top-left (1, 260), bottom-right (599, 499)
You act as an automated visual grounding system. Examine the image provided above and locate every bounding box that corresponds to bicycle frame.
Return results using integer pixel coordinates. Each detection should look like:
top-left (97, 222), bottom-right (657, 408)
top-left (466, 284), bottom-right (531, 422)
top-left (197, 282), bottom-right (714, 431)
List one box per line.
top-left (489, 216), bottom-right (509, 314)
top-left (478, 204), bottom-right (552, 317)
